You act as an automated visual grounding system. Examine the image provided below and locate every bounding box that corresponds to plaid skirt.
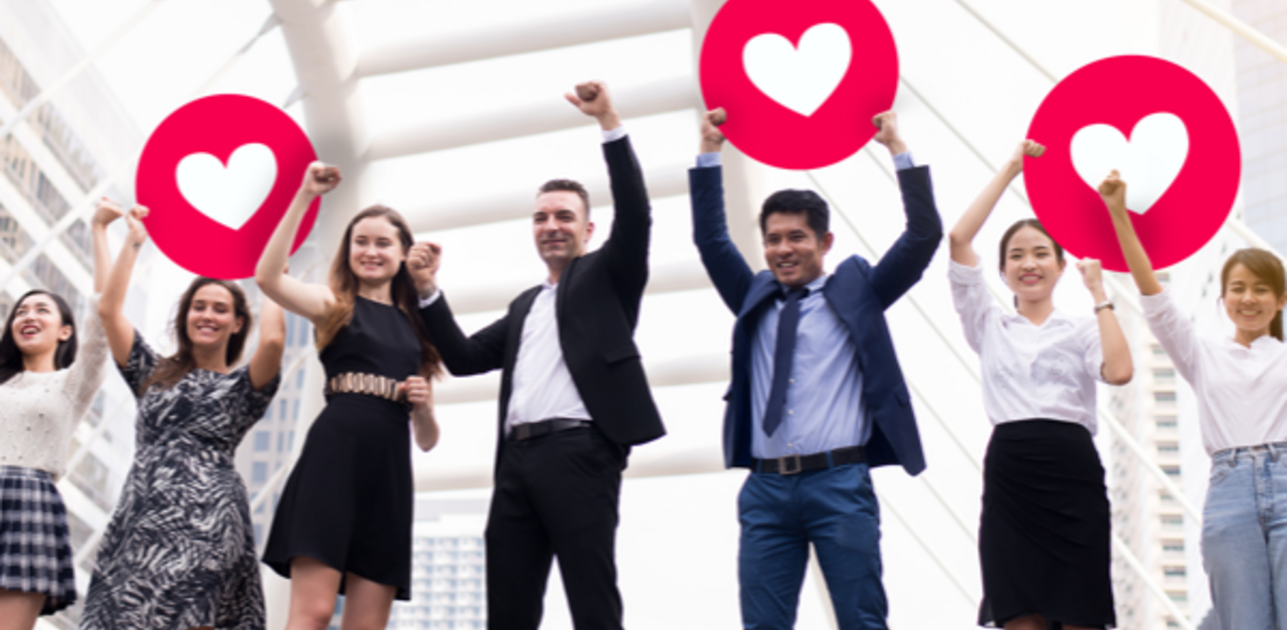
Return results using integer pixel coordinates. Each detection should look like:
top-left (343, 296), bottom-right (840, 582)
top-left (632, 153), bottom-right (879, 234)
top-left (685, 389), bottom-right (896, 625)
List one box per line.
top-left (0, 465), bottom-right (77, 614)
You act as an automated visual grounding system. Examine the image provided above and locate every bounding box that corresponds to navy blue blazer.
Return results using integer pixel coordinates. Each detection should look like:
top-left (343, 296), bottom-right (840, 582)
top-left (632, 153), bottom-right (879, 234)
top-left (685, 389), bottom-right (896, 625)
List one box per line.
top-left (688, 163), bottom-right (942, 476)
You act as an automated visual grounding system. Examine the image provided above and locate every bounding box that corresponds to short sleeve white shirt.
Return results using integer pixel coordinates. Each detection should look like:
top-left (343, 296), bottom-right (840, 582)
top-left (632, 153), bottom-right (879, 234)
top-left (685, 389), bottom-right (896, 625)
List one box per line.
top-left (949, 259), bottom-right (1105, 433)
top-left (1141, 288), bottom-right (1287, 454)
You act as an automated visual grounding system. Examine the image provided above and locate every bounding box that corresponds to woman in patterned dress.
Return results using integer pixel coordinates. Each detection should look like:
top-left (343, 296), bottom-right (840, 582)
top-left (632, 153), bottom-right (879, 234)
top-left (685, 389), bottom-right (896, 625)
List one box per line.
top-left (0, 199), bottom-right (119, 629)
top-left (80, 204), bottom-right (286, 630)
top-left (257, 162), bottom-right (440, 630)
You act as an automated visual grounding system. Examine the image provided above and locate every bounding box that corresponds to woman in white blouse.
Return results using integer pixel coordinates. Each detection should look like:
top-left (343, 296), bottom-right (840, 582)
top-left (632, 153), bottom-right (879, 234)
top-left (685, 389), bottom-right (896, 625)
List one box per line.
top-left (1101, 170), bottom-right (1287, 630)
top-left (948, 141), bottom-right (1133, 630)
top-left (0, 200), bottom-right (118, 628)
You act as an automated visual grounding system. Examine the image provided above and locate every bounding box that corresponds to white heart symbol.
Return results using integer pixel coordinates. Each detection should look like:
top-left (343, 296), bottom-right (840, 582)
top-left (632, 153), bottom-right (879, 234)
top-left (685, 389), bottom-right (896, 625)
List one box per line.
top-left (175, 143), bottom-right (277, 230)
top-left (743, 23), bottom-right (852, 118)
top-left (1069, 113), bottom-right (1189, 214)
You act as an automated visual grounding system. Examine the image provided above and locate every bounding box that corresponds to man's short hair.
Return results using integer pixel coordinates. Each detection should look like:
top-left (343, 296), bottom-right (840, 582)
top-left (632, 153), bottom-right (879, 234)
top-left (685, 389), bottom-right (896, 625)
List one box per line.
top-left (759, 189), bottom-right (829, 239)
top-left (538, 179), bottom-right (591, 218)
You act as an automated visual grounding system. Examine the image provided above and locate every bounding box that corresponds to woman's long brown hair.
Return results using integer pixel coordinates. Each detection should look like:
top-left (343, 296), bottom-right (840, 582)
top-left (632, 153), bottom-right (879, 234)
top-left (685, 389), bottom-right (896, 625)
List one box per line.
top-left (316, 205), bottom-right (442, 378)
top-left (141, 278), bottom-right (251, 393)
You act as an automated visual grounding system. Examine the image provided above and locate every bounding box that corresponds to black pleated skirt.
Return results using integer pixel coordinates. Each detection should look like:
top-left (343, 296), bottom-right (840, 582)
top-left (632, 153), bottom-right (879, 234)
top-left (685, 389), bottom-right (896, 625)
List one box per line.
top-left (262, 394), bottom-right (414, 600)
top-left (978, 420), bottom-right (1115, 629)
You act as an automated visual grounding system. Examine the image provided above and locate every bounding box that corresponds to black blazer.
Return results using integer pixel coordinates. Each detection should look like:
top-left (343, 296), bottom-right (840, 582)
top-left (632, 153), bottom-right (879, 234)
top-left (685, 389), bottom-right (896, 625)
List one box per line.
top-left (419, 136), bottom-right (665, 461)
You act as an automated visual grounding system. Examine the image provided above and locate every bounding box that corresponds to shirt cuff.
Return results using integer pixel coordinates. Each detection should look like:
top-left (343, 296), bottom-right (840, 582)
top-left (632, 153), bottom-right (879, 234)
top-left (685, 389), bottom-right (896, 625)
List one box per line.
top-left (602, 126), bottom-right (627, 143)
top-left (1138, 288), bottom-right (1170, 314)
top-left (892, 152), bottom-right (915, 171)
top-left (417, 288), bottom-right (443, 309)
top-left (947, 258), bottom-right (984, 285)
top-left (696, 152), bottom-right (722, 168)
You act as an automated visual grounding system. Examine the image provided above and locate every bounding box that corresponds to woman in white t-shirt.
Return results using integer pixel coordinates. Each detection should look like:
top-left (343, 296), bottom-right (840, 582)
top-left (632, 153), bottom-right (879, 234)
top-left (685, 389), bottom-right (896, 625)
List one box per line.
top-left (948, 141), bottom-right (1133, 630)
top-left (0, 200), bottom-right (118, 628)
top-left (1101, 170), bottom-right (1287, 630)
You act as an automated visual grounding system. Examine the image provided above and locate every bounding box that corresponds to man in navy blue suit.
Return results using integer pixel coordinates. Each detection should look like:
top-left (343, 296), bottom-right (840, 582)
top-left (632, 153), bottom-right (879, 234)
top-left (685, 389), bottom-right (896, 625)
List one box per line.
top-left (689, 108), bottom-right (941, 629)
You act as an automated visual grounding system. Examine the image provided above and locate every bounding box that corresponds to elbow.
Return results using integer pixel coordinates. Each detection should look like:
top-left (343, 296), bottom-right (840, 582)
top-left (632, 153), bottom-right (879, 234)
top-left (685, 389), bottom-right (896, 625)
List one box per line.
top-left (416, 432), bottom-right (439, 452)
top-left (1105, 365), bottom-right (1134, 387)
top-left (947, 229), bottom-right (970, 250)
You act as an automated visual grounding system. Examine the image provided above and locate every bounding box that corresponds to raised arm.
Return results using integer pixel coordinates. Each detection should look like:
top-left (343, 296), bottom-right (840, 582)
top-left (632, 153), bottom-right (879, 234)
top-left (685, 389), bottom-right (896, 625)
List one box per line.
top-left (949, 141), bottom-right (1044, 267)
top-left (689, 108), bottom-right (755, 313)
top-left (408, 241), bottom-right (508, 376)
top-left (1099, 171), bottom-right (1162, 296)
top-left (255, 163), bottom-right (340, 325)
top-left (248, 291), bottom-right (286, 391)
top-left (1076, 259), bottom-right (1133, 385)
top-left (865, 112), bottom-right (945, 307)
top-left (91, 198), bottom-right (125, 293)
top-left (98, 206), bottom-right (149, 366)
top-left (566, 81), bottom-right (650, 295)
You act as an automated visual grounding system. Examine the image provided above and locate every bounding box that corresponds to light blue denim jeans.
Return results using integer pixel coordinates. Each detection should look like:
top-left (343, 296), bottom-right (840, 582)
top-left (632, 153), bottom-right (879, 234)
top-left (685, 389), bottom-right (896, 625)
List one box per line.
top-left (1203, 442), bottom-right (1287, 630)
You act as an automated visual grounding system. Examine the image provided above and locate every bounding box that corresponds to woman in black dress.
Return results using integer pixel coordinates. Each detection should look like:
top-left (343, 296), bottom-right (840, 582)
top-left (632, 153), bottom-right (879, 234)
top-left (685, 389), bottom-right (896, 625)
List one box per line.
top-left (257, 162), bottom-right (440, 630)
top-left (82, 204), bottom-right (286, 630)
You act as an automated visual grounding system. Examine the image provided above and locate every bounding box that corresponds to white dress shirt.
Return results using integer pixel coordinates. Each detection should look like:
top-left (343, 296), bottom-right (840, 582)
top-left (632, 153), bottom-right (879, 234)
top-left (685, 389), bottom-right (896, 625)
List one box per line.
top-left (417, 125), bottom-right (626, 431)
top-left (1141, 288), bottom-right (1287, 454)
top-left (504, 281), bottom-right (592, 429)
top-left (949, 259), bottom-right (1106, 434)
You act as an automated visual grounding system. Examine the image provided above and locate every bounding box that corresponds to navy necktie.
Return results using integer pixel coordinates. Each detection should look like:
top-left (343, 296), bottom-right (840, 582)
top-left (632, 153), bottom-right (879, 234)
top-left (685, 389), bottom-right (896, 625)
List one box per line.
top-left (763, 287), bottom-right (807, 437)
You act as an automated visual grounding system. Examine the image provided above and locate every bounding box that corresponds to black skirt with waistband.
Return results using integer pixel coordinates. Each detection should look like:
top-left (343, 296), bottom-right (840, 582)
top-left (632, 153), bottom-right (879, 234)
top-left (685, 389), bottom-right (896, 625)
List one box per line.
top-left (978, 419), bottom-right (1115, 629)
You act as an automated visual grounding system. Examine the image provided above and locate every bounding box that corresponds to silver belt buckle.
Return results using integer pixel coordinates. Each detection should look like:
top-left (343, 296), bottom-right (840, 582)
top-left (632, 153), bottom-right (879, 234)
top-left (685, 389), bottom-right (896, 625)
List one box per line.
top-left (777, 454), bottom-right (802, 475)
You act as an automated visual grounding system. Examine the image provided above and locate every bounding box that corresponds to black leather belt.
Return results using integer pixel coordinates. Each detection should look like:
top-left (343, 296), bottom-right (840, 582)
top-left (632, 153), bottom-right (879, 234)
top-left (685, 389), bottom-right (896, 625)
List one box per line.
top-left (752, 445), bottom-right (867, 475)
top-left (508, 418), bottom-right (591, 441)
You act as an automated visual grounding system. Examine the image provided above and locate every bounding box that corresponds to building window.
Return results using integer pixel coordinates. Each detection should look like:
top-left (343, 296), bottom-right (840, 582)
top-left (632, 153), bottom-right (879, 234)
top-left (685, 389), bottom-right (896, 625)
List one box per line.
top-left (1156, 415), bottom-right (1178, 430)
top-left (1161, 515), bottom-right (1183, 528)
top-left (254, 431), bottom-right (270, 452)
top-left (1162, 539), bottom-right (1185, 553)
top-left (1151, 344), bottom-right (1167, 358)
top-left (1154, 391), bottom-right (1177, 405)
top-left (1153, 368), bottom-right (1175, 385)
top-left (252, 462), bottom-right (268, 483)
top-left (1162, 465), bottom-right (1181, 477)
top-left (1157, 441), bottom-right (1179, 456)
top-left (1163, 565), bottom-right (1186, 578)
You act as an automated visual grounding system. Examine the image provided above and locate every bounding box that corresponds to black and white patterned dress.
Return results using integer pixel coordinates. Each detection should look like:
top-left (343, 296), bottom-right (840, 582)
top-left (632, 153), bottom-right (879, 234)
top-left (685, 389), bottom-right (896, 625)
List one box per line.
top-left (80, 331), bottom-right (279, 630)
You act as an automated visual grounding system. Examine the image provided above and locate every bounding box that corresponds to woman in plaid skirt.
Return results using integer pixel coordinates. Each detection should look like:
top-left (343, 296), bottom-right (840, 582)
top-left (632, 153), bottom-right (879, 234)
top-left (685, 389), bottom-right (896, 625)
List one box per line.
top-left (0, 200), bottom-right (118, 628)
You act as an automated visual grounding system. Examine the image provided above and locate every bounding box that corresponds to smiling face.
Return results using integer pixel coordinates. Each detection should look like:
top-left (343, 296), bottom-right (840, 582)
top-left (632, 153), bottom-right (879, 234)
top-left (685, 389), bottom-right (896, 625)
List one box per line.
top-left (1223, 262), bottom-right (1286, 340)
top-left (1002, 225), bottom-right (1065, 302)
top-left (533, 191), bottom-right (594, 272)
top-left (185, 284), bottom-right (244, 351)
top-left (348, 216), bottom-right (407, 285)
top-left (10, 293), bottom-right (72, 359)
top-left (762, 211), bottom-right (833, 288)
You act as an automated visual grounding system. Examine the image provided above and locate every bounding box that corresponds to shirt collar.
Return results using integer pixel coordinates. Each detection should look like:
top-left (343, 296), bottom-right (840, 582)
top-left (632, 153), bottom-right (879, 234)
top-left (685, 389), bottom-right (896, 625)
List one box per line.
top-left (778, 274), bottom-right (828, 297)
top-left (1002, 307), bottom-right (1073, 327)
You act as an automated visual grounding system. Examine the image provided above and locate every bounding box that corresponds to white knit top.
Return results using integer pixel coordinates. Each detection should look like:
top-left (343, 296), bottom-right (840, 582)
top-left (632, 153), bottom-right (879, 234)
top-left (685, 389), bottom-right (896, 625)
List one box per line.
top-left (0, 299), bottom-right (110, 480)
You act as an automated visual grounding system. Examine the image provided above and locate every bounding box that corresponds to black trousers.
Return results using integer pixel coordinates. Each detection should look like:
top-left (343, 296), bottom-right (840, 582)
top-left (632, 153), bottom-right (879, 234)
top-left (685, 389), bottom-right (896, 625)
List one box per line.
top-left (486, 425), bottom-right (628, 630)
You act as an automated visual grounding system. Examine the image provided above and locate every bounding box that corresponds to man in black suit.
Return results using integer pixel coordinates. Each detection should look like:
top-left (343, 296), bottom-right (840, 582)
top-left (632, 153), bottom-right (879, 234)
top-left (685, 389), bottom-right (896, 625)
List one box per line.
top-left (407, 81), bottom-right (664, 630)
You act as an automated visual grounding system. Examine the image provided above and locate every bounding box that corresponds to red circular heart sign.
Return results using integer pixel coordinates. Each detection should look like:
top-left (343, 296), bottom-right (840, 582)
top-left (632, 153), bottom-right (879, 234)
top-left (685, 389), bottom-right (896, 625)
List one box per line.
top-left (1024, 55), bottom-right (1241, 272)
top-left (136, 94), bottom-right (319, 280)
top-left (699, 0), bottom-right (898, 170)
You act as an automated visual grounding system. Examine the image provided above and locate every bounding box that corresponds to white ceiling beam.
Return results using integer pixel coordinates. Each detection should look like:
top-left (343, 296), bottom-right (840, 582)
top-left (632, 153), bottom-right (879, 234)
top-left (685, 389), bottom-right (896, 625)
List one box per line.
top-left (408, 161), bottom-right (689, 233)
top-left (366, 74), bottom-right (698, 161)
top-left (356, 0), bottom-right (691, 78)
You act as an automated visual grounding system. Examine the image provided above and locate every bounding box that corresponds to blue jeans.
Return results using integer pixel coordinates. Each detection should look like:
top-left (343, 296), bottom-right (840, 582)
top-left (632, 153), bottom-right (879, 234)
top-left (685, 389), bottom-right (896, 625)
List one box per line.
top-left (738, 463), bottom-right (886, 630)
top-left (1202, 442), bottom-right (1287, 630)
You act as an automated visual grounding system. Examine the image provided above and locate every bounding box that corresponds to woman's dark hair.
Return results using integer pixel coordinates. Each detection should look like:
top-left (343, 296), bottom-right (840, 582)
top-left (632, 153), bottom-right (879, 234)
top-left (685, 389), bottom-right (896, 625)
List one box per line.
top-left (1221, 248), bottom-right (1285, 341)
top-left (998, 219), bottom-right (1065, 273)
top-left (317, 205), bottom-right (442, 378)
top-left (140, 277), bottom-right (251, 393)
top-left (999, 219), bottom-right (1065, 308)
top-left (0, 290), bottom-right (77, 385)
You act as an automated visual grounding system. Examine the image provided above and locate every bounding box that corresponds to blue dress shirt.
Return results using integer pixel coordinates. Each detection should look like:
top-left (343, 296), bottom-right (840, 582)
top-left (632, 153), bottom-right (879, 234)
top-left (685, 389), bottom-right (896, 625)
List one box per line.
top-left (695, 150), bottom-right (916, 459)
